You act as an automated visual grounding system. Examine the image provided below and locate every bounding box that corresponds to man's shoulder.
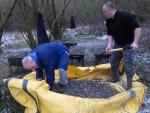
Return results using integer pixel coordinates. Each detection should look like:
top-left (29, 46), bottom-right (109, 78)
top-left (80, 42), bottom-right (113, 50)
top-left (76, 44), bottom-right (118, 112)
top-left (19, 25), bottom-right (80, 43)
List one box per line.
top-left (117, 11), bottom-right (135, 19)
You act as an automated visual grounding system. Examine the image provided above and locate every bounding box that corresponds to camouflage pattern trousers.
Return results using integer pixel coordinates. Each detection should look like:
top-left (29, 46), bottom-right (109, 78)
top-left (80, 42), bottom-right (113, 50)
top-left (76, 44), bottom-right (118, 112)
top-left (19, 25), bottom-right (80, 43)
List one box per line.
top-left (110, 43), bottom-right (134, 78)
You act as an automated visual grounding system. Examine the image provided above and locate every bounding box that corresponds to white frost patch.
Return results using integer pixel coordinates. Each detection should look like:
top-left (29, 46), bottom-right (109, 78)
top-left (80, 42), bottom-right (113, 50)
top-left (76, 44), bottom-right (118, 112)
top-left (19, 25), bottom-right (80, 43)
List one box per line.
top-left (97, 35), bottom-right (108, 40)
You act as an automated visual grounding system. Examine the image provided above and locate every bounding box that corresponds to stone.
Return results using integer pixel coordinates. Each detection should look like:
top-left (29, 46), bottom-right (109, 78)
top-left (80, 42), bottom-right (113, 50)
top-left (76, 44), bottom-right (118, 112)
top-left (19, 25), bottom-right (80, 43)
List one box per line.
top-left (53, 80), bottom-right (119, 98)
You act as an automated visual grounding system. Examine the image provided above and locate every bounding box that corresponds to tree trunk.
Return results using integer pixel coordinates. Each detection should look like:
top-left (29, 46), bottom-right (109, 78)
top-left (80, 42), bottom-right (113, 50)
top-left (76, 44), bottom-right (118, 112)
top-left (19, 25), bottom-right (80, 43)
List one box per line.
top-left (51, 0), bottom-right (61, 40)
top-left (50, 0), bottom-right (72, 40)
top-left (0, 0), bottom-right (18, 43)
top-left (18, 0), bottom-right (37, 49)
top-left (0, 30), bottom-right (3, 53)
top-left (31, 0), bottom-right (38, 29)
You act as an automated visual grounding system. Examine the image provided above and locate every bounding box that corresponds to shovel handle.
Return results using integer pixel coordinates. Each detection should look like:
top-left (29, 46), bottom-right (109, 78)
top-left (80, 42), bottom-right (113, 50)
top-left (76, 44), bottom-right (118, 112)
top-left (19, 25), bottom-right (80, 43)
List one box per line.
top-left (109, 48), bottom-right (123, 52)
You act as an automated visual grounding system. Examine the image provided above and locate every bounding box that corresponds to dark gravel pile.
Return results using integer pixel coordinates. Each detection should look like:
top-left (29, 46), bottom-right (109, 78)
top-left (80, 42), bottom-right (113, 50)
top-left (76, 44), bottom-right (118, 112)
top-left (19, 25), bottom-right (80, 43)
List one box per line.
top-left (60, 80), bottom-right (119, 98)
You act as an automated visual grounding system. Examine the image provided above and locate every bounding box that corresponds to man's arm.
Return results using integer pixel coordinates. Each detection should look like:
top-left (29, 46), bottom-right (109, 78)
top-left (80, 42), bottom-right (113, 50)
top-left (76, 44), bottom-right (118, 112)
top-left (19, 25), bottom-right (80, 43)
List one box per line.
top-left (44, 56), bottom-right (55, 88)
top-left (45, 68), bottom-right (55, 89)
top-left (106, 35), bottom-right (113, 53)
top-left (36, 68), bottom-right (44, 80)
top-left (123, 13), bottom-right (141, 49)
top-left (131, 27), bottom-right (142, 49)
top-left (105, 20), bottom-right (114, 53)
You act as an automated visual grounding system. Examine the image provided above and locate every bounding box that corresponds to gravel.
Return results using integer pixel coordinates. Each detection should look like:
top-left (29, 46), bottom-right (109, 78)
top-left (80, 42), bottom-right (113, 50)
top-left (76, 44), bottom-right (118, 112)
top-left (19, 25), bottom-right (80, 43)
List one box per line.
top-left (54, 80), bottom-right (119, 98)
top-left (137, 83), bottom-right (150, 113)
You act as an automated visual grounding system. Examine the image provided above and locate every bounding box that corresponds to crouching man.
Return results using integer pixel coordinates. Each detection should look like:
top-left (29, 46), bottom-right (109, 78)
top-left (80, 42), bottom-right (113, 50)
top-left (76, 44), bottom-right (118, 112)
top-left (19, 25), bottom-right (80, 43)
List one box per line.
top-left (22, 42), bottom-right (69, 92)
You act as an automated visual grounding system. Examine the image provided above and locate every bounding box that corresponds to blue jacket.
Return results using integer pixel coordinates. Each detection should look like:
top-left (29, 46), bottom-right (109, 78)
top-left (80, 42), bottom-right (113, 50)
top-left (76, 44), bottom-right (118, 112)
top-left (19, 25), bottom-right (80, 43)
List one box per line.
top-left (29, 42), bottom-right (69, 86)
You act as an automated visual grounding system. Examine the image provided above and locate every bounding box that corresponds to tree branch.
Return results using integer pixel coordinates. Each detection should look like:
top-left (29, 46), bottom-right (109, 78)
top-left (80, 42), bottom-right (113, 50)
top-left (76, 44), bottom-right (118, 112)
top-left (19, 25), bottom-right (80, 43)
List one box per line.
top-left (50, 0), bottom-right (72, 38)
top-left (0, 0), bottom-right (18, 42)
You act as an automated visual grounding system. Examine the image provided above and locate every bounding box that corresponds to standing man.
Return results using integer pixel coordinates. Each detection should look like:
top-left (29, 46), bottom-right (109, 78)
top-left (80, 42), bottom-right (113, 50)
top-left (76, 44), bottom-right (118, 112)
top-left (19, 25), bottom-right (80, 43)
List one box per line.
top-left (102, 2), bottom-right (141, 90)
top-left (22, 42), bottom-right (69, 91)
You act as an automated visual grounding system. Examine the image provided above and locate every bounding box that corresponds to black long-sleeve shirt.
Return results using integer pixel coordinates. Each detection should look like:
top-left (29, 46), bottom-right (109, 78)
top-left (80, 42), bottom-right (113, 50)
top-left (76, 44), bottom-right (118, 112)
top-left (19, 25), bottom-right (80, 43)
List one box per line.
top-left (106, 11), bottom-right (140, 46)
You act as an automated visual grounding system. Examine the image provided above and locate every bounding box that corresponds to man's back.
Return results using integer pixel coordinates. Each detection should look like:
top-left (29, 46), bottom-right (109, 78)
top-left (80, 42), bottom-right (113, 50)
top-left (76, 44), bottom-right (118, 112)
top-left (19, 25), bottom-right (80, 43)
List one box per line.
top-left (35, 42), bottom-right (68, 56)
top-left (32, 42), bottom-right (68, 69)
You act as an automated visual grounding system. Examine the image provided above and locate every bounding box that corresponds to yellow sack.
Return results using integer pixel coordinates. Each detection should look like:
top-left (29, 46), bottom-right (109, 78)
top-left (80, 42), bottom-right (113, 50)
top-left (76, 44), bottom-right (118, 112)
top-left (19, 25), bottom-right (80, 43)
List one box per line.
top-left (6, 64), bottom-right (146, 113)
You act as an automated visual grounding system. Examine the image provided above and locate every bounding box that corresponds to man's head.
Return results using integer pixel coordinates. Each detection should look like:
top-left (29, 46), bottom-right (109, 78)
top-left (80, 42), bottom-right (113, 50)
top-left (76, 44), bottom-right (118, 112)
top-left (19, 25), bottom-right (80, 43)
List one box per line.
top-left (102, 2), bottom-right (116, 19)
top-left (22, 56), bottom-right (38, 71)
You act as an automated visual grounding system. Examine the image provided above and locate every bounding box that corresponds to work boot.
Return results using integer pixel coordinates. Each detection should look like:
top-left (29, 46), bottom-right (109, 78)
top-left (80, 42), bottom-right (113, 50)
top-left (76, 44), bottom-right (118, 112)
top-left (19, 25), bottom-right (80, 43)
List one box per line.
top-left (127, 76), bottom-right (133, 90)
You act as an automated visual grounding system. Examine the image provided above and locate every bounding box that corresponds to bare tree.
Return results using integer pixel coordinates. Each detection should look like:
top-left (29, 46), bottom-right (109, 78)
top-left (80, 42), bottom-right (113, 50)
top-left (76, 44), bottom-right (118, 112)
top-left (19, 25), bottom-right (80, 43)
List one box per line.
top-left (17, 0), bottom-right (72, 48)
top-left (50, 0), bottom-right (72, 40)
top-left (0, 0), bottom-right (18, 52)
top-left (18, 0), bottom-right (37, 49)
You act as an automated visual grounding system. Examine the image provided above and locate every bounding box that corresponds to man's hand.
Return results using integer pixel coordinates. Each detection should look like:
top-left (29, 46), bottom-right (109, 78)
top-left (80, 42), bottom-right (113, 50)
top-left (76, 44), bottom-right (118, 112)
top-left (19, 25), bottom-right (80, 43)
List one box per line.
top-left (36, 78), bottom-right (43, 81)
top-left (131, 42), bottom-right (138, 50)
top-left (106, 35), bottom-right (113, 53)
top-left (106, 45), bottom-right (112, 53)
top-left (131, 28), bottom-right (141, 50)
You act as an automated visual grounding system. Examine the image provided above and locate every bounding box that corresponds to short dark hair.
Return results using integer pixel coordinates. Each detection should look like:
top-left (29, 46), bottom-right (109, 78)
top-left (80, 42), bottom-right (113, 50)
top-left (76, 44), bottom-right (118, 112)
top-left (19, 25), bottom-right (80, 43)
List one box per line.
top-left (103, 2), bottom-right (115, 9)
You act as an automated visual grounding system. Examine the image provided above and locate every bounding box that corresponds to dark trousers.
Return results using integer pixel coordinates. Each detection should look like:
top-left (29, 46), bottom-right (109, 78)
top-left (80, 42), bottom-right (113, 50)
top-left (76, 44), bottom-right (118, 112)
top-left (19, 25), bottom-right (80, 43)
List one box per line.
top-left (110, 43), bottom-right (134, 80)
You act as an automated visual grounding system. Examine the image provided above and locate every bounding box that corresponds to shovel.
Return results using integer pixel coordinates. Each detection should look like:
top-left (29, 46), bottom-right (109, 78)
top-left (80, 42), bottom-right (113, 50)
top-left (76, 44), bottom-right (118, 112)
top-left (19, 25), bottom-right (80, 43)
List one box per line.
top-left (109, 46), bottom-right (132, 53)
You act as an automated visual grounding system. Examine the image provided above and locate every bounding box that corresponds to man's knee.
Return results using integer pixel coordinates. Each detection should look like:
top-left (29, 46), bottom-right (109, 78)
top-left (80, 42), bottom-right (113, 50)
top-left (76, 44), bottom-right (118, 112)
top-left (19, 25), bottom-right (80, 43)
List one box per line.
top-left (124, 58), bottom-right (134, 76)
top-left (124, 66), bottom-right (134, 76)
top-left (123, 49), bottom-right (134, 61)
top-left (110, 55), bottom-right (120, 68)
top-left (123, 50), bottom-right (134, 76)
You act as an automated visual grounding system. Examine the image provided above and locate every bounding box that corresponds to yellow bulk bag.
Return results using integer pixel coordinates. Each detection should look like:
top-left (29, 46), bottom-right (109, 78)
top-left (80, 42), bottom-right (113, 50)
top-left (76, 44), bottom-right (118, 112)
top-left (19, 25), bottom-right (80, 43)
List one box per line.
top-left (6, 64), bottom-right (146, 113)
